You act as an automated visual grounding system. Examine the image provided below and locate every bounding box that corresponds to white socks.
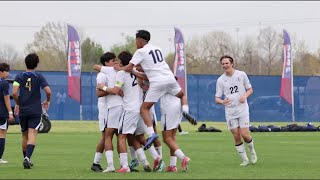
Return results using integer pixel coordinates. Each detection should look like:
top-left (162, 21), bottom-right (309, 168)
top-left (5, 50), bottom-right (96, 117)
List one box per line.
top-left (93, 152), bottom-right (103, 164)
top-left (105, 150), bottom-right (114, 167)
top-left (136, 148), bottom-right (149, 166)
top-left (129, 146), bottom-right (137, 160)
top-left (170, 156), bottom-right (177, 167)
top-left (149, 146), bottom-right (160, 160)
top-left (155, 146), bottom-right (162, 158)
top-left (174, 149), bottom-right (185, 160)
top-left (119, 153), bottom-right (128, 168)
top-left (235, 143), bottom-right (248, 162)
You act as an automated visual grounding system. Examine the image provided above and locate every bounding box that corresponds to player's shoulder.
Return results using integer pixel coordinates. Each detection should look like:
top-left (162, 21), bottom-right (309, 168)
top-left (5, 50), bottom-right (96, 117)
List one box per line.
top-left (217, 73), bottom-right (226, 82)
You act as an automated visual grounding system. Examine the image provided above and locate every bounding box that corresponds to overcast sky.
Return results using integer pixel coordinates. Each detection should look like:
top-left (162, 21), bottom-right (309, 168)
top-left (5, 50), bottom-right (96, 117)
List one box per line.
top-left (1, 1), bottom-right (320, 57)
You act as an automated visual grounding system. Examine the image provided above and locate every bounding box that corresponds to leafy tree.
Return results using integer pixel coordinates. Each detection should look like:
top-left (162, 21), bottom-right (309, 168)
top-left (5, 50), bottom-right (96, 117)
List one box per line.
top-left (110, 35), bottom-right (136, 55)
top-left (81, 38), bottom-right (104, 72)
top-left (0, 43), bottom-right (19, 69)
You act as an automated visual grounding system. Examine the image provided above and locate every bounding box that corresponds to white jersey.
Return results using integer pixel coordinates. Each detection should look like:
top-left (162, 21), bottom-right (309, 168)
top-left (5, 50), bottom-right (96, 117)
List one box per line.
top-left (160, 93), bottom-right (181, 114)
top-left (101, 66), bottom-right (123, 108)
top-left (130, 43), bottom-right (176, 83)
top-left (96, 72), bottom-right (107, 104)
top-left (215, 70), bottom-right (252, 120)
top-left (115, 70), bottom-right (143, 112)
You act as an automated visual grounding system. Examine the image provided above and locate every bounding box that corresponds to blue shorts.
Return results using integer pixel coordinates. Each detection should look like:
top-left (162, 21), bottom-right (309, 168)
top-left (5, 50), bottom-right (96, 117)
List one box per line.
top-left (0, 117), bottom-right (8, 130)
top-left (20, 114), bottom-right (41, 132)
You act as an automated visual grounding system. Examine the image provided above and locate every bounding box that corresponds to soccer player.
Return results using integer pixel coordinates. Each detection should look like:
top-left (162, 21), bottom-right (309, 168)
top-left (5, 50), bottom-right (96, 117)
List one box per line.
top-left (97, 51), bottom-right (163, 173)
top-left (215, 55), bottom-right (257, 166)
top-left (93, 52), bottom-right (122, 173)
top-left (160, 92), bottom-right (191, 172)
top-left (90, 53), bottom-right (112, 172)
top-left (12, 53), bottom-right (51, 169)
top-left (115, 30), bottom-right (196, 150)
top-left (0, 63), bottom-right (14, 164)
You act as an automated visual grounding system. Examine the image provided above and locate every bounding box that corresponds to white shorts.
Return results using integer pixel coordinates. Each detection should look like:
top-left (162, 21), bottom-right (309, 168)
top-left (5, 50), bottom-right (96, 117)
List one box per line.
top-left (105, 105), bottom-right (123, 130)
top-left (98, 103), bottom-right (108, 131)
top-left (227, 115), bottom-right (250, 130)
top-left (135, 117), bottom-right (147, 136)
top-left (150, 105), bottom-right (157, 127)
top-left (0, 118), bottom-right (8, 130)
top-left (144, 81), bottom-right (181, 103)
top-left (161, 108), bottom-right (182, 131)
top-left (118, 111), bottom-right (141, 135)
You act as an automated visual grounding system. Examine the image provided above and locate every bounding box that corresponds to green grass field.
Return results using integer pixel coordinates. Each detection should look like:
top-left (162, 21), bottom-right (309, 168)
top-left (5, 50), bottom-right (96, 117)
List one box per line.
top-left (1, 121), bottom-right (320, 179)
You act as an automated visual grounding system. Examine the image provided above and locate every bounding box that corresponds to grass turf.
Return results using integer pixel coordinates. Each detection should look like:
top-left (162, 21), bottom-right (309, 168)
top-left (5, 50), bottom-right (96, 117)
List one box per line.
top-left (1, 121), bottom-right (319, 179)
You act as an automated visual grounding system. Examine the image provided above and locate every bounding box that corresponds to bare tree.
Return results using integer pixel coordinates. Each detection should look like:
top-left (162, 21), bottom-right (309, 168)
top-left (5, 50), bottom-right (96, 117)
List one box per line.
top-left (257, 26), bottom-right (282, 75)
top-left (0, 43), bottom-right (18, 67)
top-left (25, 22), bottom-right (67, 71)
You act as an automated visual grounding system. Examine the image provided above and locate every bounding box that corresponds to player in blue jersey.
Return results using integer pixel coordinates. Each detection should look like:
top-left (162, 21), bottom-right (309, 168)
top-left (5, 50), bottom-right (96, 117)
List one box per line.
top-left (12, 53), bottom-right (51, 169)
top-left (0, 63), bottom-right (14, 164)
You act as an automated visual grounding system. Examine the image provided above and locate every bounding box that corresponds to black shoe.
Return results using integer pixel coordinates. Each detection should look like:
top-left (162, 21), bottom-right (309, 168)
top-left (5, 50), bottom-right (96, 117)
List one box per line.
top-left (23, 159), bottom-right (32, 169)
top-left (182, 112), bottom-right (197, 125)
top-left (91, 163), bottom-right (103, 172)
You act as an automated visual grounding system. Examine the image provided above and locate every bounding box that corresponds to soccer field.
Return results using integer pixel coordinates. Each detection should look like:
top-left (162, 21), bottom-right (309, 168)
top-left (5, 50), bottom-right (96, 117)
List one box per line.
top-left (2, 121), bottom-right (320, 179)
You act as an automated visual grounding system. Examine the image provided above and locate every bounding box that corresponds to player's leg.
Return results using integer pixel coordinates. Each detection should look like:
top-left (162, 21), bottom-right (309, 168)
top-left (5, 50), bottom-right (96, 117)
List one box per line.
top-left (140, 101), bottom-right (158, 149)
top-left (127, 135), bottom-right (140, 171)
top-left (135, 118), bottom-right (163, 172)
top-left (91, 132), bottom-right (105, 172)
top-left (0, 117), bottom-right (8, 163)
top-left (130, 134), bottom-right (151, 172)
top-left (23, 115), bottom-right (40, 169)
top-left (228, 118), bottom-right (249, 166)
top-left (162, 111), bottom-right (190, 172)
top-left (239, 116), bottom-right (257, 164)
top-left (166, 132), bottom-right (178, 172)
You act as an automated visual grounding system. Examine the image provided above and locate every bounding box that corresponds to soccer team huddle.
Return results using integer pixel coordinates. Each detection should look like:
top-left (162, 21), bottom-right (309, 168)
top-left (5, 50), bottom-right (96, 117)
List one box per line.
top-left (90, 30), bottom-right (197, 173)
top-left (0, 29), bottom-right (258, 172)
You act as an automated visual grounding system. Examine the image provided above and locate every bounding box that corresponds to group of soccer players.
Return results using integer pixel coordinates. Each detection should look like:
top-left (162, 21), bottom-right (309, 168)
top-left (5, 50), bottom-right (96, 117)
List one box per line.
top-left (90, 30), bottom-right (197, 173)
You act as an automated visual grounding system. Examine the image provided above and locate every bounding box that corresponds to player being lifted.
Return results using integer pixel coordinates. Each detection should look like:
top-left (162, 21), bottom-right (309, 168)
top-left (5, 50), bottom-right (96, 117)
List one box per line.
top-left (115, 30), bottom-right (197, 150)
top-left (97, 51), bottom-right (163, 172)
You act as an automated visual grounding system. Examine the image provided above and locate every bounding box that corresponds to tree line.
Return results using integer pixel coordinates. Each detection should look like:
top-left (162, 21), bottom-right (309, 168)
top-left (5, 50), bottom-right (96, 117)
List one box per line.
top-left (1, 22), bottom-right (319, 76)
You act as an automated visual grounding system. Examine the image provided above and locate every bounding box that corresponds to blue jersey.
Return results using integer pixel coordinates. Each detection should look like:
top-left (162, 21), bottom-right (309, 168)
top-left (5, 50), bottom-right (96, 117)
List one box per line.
top-left (14, 72), bottom-right (49, 116)
top-left (0, 78), bottom-right (10, 118)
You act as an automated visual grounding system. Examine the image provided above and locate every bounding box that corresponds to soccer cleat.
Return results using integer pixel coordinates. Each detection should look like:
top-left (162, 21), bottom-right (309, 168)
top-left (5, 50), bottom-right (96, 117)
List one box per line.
top-left (166, 166), bottom-right (178, 172)
top-left (129, 159), bottom-right (139, 171)
top-left (240, 160), bottom-right (249, 166)
top-left (23, 158), bottom-right (32, 169)
top-left (102, 166), bottom-right (115, 173)
top-left (250, 150), bottom-right (258, 164)
top-left (156, 160), bottom-right (165, 172)
top-left (179, 131), bottom-right (189, 135)
top-left (182, 112), bottom-right (197, 125)
top-left (143, 133), bottom-right (158, 150)
top-left (143, 165), bottom-right (152, 172)
top-left (116, 166), bottom-right (130, 173)
top-left (181, 156), bottom-right (191, 172)
top-left (91, 163), bottom-right (103, 172)
top-left (153, 157), bottom-right (163, 172)
top-left (0, 159), bottom-right (8, 164)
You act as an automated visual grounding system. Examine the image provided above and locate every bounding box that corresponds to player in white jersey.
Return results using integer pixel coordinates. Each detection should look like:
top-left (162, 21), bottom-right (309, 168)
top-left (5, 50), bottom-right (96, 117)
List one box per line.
top-left (98, 51), bottom-right (163, 173)
top-left (94, 52), bottom-right (123, 172)
top-left (215, 55), bottom-right (257, 166)
top-left (90, 54), bottom-right (110, 172)
top-left (115, 30), bottom-right (197, 150)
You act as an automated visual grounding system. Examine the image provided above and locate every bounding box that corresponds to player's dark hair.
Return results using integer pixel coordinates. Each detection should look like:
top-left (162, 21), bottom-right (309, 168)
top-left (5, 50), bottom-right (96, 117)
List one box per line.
top-left (0, 63), bottom-right (10, 72)
top-left (136, 30), bottom-right (150, 42)
top-left (25, 53), bottom-right (39, 69)
top-left (118, 51), bottom-right (132, 66)
top-left (100, 52), bottom-right (116, 65)
top-left (220, 55), bottom-right (234, 64)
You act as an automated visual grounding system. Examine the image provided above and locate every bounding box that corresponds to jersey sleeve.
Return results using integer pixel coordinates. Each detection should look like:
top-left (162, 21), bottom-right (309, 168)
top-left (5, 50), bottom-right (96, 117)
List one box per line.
top-left (242, 71), bottom-right (252, 89)
top-left (215, 78), bottom-right (223, 98)
top-left (96, 73), bottom-right (107, 86)
top-left (115, 71), bottom-right (125, 88)
top-left (101, 66), bottom-right (115, 74)
top-left (130, 50), bottom-right (143, 65)
top-left (2, 81), bottom-right (9, 96)
top-left (39, 73), bottom-right (49, 89)
top-left (13, 74), bottom-right (22, 87)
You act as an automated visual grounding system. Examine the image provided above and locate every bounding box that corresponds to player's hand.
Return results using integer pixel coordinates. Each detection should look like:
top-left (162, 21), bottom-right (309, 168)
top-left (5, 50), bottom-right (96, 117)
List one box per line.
top-left (14, 105), bottom-right (19, 115)
top-left (239, 95), bottom-right (247, 103)
top-left (8, 114), bottom-right (14, 122)
top-left (42, 100), bottom-right (50, 110)
top-left (97, 83), bottom-right (105, 91)
top-left (93, 64), bottom-right (102, 72)
top-left (119, 90), bottom-right (124, 97)
top-left (223, 98), bottom-right (231, 106)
